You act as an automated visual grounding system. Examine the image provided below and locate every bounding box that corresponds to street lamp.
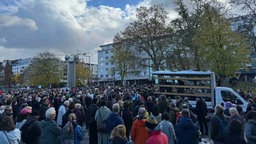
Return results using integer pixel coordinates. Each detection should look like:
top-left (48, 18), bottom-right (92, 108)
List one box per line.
top-left (65, 55), bottom-right (79, 88)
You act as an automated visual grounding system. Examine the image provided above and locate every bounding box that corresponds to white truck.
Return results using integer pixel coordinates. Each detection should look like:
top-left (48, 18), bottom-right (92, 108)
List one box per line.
top-left (152, 70), bottom-right (248, 111)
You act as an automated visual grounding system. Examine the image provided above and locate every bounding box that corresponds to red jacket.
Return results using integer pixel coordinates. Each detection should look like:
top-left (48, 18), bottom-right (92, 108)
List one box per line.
top-left (131, 118), bottom-right (148, 144)
top-left (146, 130), bottom-right (168, 144)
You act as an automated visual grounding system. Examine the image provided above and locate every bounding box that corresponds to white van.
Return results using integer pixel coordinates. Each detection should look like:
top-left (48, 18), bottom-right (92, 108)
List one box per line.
top-left (152, 70), bottom-right (248, 111)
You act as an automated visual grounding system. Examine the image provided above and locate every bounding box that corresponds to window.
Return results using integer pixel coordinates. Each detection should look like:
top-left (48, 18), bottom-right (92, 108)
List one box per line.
top-left (105, 56), bottom-right (109, 59)
top-left (106, 63), bottom-right (109, 65)
top-left (106, 68), bottom-right (109, 71)
top-left (100, 75), bottom-right (103, 78)
top-left (105, 74), bottom-right (109, 77)
top-left (105, 50), bottom-right (108, 54)
top-left (221, 91), bottom-right (243, 105)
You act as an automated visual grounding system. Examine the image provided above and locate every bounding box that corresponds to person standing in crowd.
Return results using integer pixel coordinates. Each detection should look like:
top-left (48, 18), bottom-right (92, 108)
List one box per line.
top-left (131, 107), bottom-right (148, 144)
top-left (74, 103), bottom-right (84, 126)
top-left (16, 106), bottom-right (32, 129)
top-left (39, 107), bottom-right (61, 144)
top-left (224, 101), bottom-right (233, 116)
top-left (246, 99), bottom-right (254, 113)
top-left (175, 109), bottom-right (199, 144)
top-left (3, 105), bottom-right (13, 117)
top-left (225, 119), bottom-right (246, 144)
top-left (62, 113), bottom-right (75, 144)
top-left (151, 106), bottom-right (162, 124)
top-left (167, 102), bottom-right (179, 125)
top-left (229, 107), bottom-right (242, 123)
top-left (122, 101), bottom-right (133, 139)
top-left (106, 103), bottom-right (124, 134)
top-left (20, 109), bottom-right (41, 144)
top-left (145, 96), bottom-right (154, 115)
top-left (195, 97), bottom-right (208, 136)
top-left (85, 98), bottom-right (99, 144)
top-left (62, 101), bottom-right (75, 127)
top-left (244, 110), bottom-right (256, 144)
top-left (73, 114), bottom-right (84, 144)
top-left (109, 125), bottom-right (128, 144)
top-left (57, 100), bottom-right (69, 127)
top-left (156, 112), bottom-right (176, 144)
top-left (145, 116), bottom-right (168, 144)
top-left (210, 105), bottom-right (228, 144)
top-left (0, 115), bottom-right (21, 144)
top-left (39, 97), bottom-right (50, 121)
top-left (158, 95), bottom-right (168, 114)
top-left (95, 99), bottom-right (111, 144)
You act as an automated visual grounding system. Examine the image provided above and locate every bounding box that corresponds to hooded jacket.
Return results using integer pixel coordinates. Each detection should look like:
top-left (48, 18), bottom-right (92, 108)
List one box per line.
top-left (131, 118), bottom-right (148, 144)
top-left (175, 117), bottom-right (198, 144)
top-left (39, 118), bottom-right (61, 144)
top-left (244, 119), bottom-right (256, 144)
top-left (146, 130), bottom-right (168, 144)
top-left (0, 128), bottom-right (21, 144)
top-left (106, 112), bottom-right (124, 134)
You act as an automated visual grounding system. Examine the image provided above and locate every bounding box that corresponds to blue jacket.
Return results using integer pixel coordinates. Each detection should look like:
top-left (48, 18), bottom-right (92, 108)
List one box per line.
top-left (106, 112), bottom-right (124, 134)
top-left (175, 117), bottom-right (198, 144)
top-left (74, 124), bottom-right (84, 144)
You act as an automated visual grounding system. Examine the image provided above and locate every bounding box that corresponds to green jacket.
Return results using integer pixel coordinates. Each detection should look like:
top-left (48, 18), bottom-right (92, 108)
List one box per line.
top-left (39, 118), bottom-right (61, 144)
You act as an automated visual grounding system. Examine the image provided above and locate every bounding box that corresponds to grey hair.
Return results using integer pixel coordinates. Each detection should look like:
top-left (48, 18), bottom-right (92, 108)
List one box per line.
top-left (112, 103), bottom-right (120, 113)
top-left (229, 107), bottom-right (238, 115)
top-left (45, 107), bottom-right (56, 118)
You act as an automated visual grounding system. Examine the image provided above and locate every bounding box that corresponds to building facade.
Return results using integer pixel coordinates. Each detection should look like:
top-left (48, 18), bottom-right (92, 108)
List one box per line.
top-left (12, 58), bottom-right (32, 74)
top-left (97, 43), bottom-right (151, 85)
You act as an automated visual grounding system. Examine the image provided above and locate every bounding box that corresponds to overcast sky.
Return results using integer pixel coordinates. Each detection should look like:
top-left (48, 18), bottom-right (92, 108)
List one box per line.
top-left (0, 0), bottom-right (239, 63)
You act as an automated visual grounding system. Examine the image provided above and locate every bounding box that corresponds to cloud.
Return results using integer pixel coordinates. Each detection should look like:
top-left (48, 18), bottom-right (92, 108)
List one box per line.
top-left (1, 0), bottom-right (243, 63)
top-left (0, 0), bottom-right (139, 63)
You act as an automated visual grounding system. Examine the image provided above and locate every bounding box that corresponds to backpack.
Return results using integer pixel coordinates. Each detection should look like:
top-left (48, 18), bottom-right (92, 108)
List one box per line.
top-left (20, 119), bottom-right (36, 143)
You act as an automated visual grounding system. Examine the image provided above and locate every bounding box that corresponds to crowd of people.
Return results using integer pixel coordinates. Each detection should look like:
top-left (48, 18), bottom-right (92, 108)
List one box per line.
top-left (0, 85), bottom-right (255, 144)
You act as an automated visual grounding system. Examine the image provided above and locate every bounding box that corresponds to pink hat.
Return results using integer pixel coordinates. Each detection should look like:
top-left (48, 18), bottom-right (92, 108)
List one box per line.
top-left (20, 107), bottom-right (32, 115)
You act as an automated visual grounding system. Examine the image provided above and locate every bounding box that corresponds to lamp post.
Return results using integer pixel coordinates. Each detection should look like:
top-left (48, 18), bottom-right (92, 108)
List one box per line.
top-left (65, 55), bottom-right (79, 88)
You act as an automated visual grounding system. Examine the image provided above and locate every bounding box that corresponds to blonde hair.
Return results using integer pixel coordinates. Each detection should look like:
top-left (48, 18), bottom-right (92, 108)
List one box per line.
top-left (68, 113), bottom-right (76, 121)
top-left (110, 125), bottom-right (126, 139)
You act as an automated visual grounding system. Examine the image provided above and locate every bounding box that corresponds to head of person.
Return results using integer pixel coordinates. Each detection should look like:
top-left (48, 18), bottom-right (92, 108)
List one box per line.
top-left (225, 101), bottom-right (233, 109)
top-left (152, 106), bottom-right (159, 116)
top-left (68, 113), bottom-right (76, 122)
top-left (75, 103), bottom-right (82, 110)
top-left (246, 110), bottom-right (256, 121)
top-left (123, 101), bottom-right (130, 110)
top-left (145, 116), bottom-right (158, 132)
top-left (63, 100), bottom-right (69, 107)
top-left (229, 107), bottom-right (238, 116)
top-left (181, 109), bottom-right (190, 118)
top-left (162, 112), bottom-right (170, 120)
top-left (30, 109), bottom-right (40, 119)
top-left (42, 97), bottom-right (49, 105)
top-left (0, 115), bottom-right (15, 132)
top-left (112, 103), bottom-right (120, 113)
top-left (99, 99), bottom-right (107, 107)
top-left (160, 94), bottom-right (166, 102)
top-left (17, 106), bottom-right (32, 122)
top-left (214, 105), bottom-right (224, 116)
top-left (45, 107), bottom-right (56, 120)
top-left (138, 107), bottom-right (146, 119)
top-left (4, 105), bottom-right (13, 117)
top-left (110, 125), bottom-right (126, 139)
top-left (68, 101), bottom-right (75, 110)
